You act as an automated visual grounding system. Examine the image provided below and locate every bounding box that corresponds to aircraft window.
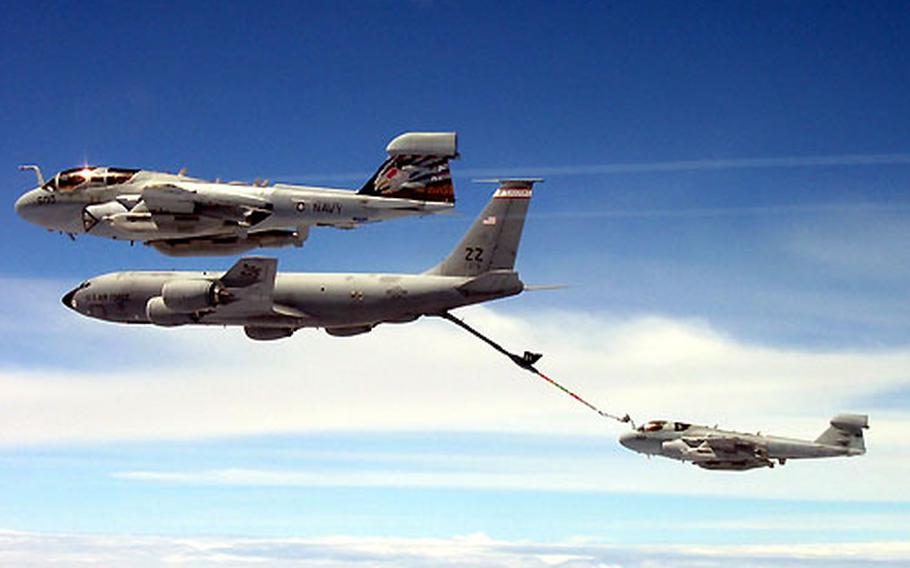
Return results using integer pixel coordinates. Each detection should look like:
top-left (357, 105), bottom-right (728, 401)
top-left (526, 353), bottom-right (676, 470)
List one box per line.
top-left (642, 420), bottom-right (666, 432)
top-left (106, 173), bottom-right (134, 185)
top-left (91, 176), bottom-right (105, 185)
top-left (58, 173), bottom-right (87, 191)
top-left (674, 422), bottom-right (691, 432)
top-left (106, 168), bottom-right (138, 185)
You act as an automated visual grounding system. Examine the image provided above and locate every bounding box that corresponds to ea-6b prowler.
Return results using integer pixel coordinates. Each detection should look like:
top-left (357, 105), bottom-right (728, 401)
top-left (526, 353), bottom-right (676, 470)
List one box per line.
top-left (61, 180), bottom-right (539, 340)
top-left (16, 132), bottom-right (457, 256)
top-left (619, 414), bottom-right (869, 471)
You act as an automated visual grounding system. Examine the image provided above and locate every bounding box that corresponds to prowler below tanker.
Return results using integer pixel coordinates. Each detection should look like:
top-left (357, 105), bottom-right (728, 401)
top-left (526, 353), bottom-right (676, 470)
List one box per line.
top-left (620, 414), bottom-right (869, 471)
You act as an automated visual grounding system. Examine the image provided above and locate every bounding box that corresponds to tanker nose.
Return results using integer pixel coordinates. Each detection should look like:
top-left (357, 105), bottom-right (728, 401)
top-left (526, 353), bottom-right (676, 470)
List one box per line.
top-left (62, 280), bottom-right (91, 312)
top-left (62, 287), bottom-right (79, 311)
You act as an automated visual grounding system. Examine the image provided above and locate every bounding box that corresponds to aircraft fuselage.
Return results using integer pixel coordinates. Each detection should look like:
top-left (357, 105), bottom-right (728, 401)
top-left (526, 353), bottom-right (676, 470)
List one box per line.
top-left (16, 172), bottom-right (449, 241)
top-left (63, 269), bottom-right (522, 331)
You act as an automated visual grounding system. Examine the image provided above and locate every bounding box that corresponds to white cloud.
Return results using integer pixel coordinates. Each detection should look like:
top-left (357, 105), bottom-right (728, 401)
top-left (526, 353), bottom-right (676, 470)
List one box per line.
top-left (3, 308), bottom-right (907, 445)
top-left (2, 304), bottom-right (909, 501)
top-left (0, 530), bottom-right (907, 567)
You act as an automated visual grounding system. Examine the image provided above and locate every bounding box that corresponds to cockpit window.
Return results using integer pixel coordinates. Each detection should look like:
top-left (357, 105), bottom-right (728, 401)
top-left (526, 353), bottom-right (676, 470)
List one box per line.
top-left (57, 172), bottom-right (88, 191)
top-left (45, 166), bottom-right (138, 191)
top-left (641, 420), bottom-right (667, 432)
top-left (106, 168), bottom-right (138, 185)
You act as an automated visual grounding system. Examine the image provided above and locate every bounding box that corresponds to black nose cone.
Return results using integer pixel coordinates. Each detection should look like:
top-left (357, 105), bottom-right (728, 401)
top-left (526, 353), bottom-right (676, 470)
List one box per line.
top-left (61, 287), bottom-right (79, 310)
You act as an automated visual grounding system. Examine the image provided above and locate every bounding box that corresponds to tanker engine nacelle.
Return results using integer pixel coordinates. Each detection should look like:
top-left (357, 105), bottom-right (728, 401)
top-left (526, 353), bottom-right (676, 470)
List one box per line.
top-left (146, 279), bottom-right (227, 327)
top-left (162, 279), bottom-right (223, 312)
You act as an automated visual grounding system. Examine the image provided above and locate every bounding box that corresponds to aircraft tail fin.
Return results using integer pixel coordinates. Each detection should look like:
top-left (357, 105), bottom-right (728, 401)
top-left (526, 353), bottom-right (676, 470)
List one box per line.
top-left (426, 179), bottom-right (540, 277)
top-left (359, 132), bottom-right (458, 204)
top-left (815, 414), bottom-right (869, 454)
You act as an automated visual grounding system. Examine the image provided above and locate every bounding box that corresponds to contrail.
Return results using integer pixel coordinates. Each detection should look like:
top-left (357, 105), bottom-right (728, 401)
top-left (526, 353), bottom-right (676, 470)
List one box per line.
top-left (274, 152), bottom-right (910, 183)
top-left (526, 201), bottom-right (910, 221)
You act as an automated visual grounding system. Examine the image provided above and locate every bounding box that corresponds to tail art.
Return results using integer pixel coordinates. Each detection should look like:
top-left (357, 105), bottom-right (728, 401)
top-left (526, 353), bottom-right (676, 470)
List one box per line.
top-left (359, 132), bottom-right (458, 203)
top-left (427, 179), bottom-right (540, 277)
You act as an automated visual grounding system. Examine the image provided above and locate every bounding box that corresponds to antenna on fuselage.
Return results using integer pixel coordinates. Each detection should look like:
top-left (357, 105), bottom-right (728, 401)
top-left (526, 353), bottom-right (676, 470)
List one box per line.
top-left (18, 165), bottom-right (45, 187)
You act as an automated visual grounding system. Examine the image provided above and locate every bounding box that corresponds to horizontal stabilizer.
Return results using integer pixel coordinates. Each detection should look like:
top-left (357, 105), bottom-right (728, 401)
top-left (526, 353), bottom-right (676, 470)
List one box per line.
top-left (457, 270), bottom-right (523, 296)
top-left (524, 284), bottom-right (568, 291)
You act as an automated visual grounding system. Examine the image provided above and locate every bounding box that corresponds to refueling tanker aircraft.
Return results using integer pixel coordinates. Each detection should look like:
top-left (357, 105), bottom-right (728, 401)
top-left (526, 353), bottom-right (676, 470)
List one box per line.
top-left (61, 179), bottom-right (539, 340)
top-left (15, 132), bottom-right (457, 256)
top-left (619, 414), bottom-right (868, 471)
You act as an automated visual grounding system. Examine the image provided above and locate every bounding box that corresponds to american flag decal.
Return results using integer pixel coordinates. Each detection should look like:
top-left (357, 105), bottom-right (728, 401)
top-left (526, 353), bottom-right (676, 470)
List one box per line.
top-left (482, 215), bottom-right (497, 225)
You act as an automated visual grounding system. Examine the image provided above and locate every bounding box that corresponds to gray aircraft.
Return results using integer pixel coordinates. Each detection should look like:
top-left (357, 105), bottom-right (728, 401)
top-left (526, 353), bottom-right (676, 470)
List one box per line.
top-left (619, 414), bottom-right (868, 470)
top-left (16, 132), bottom-right (457, 256)
top-left (61, 179), bottom-right (539, 340)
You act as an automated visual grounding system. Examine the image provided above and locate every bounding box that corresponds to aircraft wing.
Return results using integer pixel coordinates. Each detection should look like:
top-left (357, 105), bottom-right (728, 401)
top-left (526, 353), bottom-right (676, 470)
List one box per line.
top-left (141, 183), bottom-right (273, 227)
top-left (208, 257), bottom-right (310, 322)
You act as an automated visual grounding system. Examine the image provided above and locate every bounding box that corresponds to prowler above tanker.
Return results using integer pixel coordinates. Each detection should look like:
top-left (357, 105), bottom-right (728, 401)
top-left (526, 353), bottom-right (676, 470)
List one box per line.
top-left (61, 180), bottom-right (540, 340)
top-left (16, 132), bottom-right (458, 256)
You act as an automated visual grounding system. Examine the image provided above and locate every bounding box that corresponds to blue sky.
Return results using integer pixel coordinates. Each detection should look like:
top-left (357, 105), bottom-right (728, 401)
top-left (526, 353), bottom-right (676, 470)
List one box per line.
top-left (2, 1), bottom-right (909, 565)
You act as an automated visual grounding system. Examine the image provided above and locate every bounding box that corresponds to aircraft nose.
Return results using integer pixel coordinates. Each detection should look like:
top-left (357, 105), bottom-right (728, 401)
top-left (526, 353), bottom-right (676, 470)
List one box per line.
top-left (62, 281), bottom-right (89, 312)
top-left (62, 287), bottom-right (79, 311)
top-left (14, 188), bottom-right (40, 220)
top-left (619, 431), bottom-right (638, 449)
top-left (15, 191), bottom-right (31, 216)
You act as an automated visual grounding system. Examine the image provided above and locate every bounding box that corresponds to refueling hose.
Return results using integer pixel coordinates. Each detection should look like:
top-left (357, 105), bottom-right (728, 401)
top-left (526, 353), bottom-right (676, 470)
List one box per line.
top-left (437, 311), bottom-right (634, 427)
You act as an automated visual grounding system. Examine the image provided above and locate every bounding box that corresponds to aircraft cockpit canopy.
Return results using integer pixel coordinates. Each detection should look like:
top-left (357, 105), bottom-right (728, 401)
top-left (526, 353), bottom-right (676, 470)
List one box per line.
top-left (43, 167), bottom-right (138, 192)
top-left (637, 420), bottom-right (693, 433)
top-left (640, 420), bottom-right (667, 432)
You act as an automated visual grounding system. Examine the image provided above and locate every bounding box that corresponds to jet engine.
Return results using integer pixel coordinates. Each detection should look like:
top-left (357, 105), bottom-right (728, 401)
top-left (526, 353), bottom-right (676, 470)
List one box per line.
top-left (161, 279), bottom-right (224, 312)
top-left (145, 296), bottom-right (196, 326)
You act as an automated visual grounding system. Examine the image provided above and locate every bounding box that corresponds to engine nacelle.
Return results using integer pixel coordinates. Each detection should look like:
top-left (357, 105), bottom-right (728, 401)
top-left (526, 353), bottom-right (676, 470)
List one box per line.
top-left (161, 279), bottom-right (219, 312)
top-left (244, 326), bottom-right (296, 341)
top-left (146, 296), bottom-right (196, 327)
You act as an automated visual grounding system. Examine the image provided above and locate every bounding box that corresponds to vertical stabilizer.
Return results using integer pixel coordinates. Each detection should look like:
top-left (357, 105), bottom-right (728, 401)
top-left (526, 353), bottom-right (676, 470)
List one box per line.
top-left (359, 132), bottom-right (458, 203)
top-left (815, 414), bottom-right (869, 454)
top-left (426, 179), bottom-right (540, 277)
